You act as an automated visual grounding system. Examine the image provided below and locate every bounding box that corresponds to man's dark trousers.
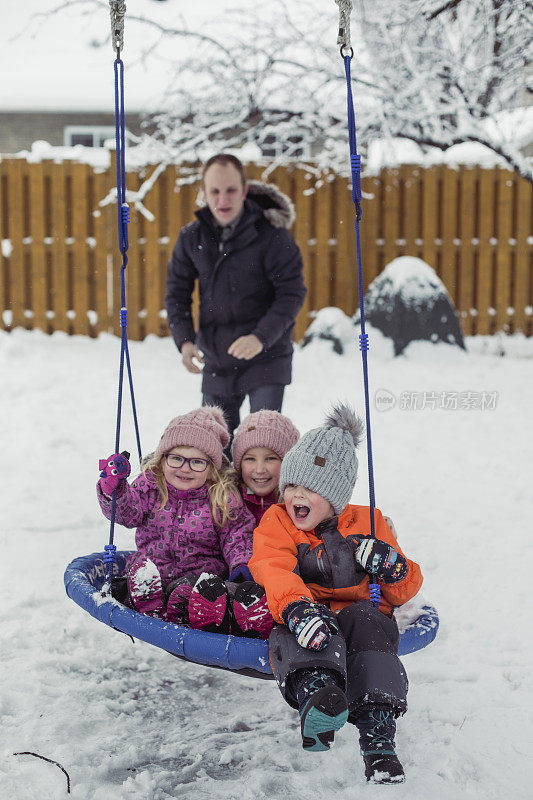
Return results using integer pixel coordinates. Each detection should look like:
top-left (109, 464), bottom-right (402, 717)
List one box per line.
top-left (203, 384), bottom-right (285, 439)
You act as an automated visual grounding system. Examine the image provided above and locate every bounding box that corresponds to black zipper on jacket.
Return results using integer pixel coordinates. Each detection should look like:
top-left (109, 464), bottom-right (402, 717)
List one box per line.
top-left (316, 547), bottom-right (328, 580)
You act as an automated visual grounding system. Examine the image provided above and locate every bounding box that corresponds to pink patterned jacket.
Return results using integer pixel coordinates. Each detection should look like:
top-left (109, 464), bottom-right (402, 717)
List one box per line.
top-left (97, 473), bottom-right (255, 583)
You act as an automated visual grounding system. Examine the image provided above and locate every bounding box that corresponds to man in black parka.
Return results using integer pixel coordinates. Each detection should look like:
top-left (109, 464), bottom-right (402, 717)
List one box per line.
top-left (165, 154), bottom-right (307, 436)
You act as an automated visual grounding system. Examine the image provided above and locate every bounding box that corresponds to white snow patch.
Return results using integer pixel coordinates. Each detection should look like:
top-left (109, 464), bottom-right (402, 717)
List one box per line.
top-left (304, 306), bottom-right (355, 350)
top-left (1, 239), bottom-right (13, 258)
top-left (370, 256), bottom-right (450, 306)
top-left (130, 561), bottom-right (160, 596)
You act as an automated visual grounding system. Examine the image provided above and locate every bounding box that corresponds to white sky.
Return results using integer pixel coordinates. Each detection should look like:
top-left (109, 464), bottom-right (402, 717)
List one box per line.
top-left (0, 0), bottom-right (237, 112)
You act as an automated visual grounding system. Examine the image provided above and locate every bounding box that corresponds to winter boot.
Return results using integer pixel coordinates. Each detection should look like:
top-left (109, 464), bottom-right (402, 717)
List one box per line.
top-left (111, 575), bottom-right (131, 606)
top-left (188, 573), bottom-right (231, 633)
top-left (164, 573), bottom-right (198, 624)
top-left (230, 581), bottom-right (274, 639)
top-left (127, 557), bottom-right (164, 617)
top-left (355, 706), bottom-right (405, 784)
top-left (291, 668), bottom-right (348, 752)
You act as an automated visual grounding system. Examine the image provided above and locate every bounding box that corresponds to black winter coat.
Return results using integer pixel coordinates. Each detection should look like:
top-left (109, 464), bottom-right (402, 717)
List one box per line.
top-left (165, 182), bottom-right (307, 397)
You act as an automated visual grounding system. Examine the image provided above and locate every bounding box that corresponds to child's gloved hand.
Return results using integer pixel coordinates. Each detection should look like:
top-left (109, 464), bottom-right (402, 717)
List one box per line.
top-left (228, 565), bottom-right (253, 583)
top-left (98, 451), bottom-right (131, 495)
top-left (355, 536), bottom-right (408, 584)
top-left (283, 600), bottom-right (339, 651)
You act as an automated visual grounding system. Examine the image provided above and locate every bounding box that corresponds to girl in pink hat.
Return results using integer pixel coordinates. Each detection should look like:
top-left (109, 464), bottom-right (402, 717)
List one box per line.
top-left (97, 407), bottom-right (271, 638)
top-left (232, 410), bottom-right (300, 525)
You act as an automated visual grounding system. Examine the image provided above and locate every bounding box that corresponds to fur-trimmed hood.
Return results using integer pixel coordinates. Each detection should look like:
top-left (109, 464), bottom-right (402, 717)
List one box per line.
top-left (247, 180), bottom-right (295, 230)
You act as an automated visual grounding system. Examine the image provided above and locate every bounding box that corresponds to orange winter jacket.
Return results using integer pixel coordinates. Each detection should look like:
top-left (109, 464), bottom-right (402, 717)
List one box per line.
top-left (249, 503), bottom-right (423, 623)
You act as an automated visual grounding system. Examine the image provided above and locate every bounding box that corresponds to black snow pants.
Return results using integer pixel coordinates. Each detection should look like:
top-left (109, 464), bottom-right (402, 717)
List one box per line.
top-left (269, 600), bottom-right (408, 719)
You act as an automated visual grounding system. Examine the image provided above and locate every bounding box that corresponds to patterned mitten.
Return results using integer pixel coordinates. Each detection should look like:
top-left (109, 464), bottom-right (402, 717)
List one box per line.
top-left (165, 573), bottom-right (199, 624)
top-left (188, 574), bottom-right (231, 633)
top-left (355, 537), bottom-right (408, 584)
top-left (283, 600), bottom-right (339, 651)
top-left (98, 451), bottom-right (131, 495)
top-left (127, 557), bottom-right (164, 616)
top-left (231, 582), bottom-right (273, 639)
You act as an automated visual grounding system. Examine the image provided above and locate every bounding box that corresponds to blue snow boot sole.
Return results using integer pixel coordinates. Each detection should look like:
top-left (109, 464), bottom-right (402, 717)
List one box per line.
top-left (300, 685), bottom-right (349, 752)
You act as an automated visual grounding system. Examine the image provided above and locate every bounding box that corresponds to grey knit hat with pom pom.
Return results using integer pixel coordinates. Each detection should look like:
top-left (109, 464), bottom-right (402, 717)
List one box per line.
top-left (279, 403), bottom-right (364, 514)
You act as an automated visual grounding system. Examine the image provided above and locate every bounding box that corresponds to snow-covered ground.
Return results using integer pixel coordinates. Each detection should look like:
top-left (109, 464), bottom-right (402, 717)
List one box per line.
top-left (1, 326), bottom-right (532, 799)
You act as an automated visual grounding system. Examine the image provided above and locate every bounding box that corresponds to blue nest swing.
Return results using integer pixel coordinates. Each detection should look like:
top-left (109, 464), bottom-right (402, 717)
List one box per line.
top-left (64, 5), bottom-right (439, 680)
top-left (64, 552), bottom-right (439, 678)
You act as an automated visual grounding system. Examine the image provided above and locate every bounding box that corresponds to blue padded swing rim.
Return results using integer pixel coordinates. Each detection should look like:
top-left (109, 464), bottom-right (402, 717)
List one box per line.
top-left (64, 551), bottom-right (273, 678)
top-left (64, 552), bottom-right (439, 676)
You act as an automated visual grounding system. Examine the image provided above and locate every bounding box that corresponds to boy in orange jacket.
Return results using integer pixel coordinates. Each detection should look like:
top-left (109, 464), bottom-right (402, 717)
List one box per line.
top-left (249, 405), bottom-right (423, 784)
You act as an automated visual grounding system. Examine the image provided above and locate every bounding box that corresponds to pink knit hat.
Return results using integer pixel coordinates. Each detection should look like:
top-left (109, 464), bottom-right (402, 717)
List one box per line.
top-left (231, 411), bottom-right (300, 474)
top-left (155, 407), bottom-right (230, 469)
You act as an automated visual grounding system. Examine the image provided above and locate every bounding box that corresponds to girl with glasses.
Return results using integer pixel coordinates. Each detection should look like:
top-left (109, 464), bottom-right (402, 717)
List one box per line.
top-left (97, 407), bottom-right (272, 638)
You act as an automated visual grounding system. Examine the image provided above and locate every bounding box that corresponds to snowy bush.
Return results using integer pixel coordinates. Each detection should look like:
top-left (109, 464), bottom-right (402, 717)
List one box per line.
top-left (360, 257), bottom-right (466, 356)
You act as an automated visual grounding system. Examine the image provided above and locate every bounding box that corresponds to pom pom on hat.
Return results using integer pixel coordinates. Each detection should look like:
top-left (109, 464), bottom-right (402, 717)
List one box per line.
top-left (279, 403), bottom-right (364, 514)
top-left (232, 410), bottom-right (300, 473)
top-left (155, 406), bottom-right (230, 469)
top-left (323, 403), bottom-right (364, 447)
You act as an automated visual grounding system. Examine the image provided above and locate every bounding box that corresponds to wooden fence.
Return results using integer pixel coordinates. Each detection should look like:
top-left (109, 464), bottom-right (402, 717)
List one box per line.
top-left (0, 158), bottom-right (531, 341)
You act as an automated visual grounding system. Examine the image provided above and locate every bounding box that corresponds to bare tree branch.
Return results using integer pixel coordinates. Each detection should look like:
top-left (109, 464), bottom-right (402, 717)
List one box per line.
top-left (30, 0), bottom-right (533, 185)
top-left (425, 0), bottom-right (463, 21)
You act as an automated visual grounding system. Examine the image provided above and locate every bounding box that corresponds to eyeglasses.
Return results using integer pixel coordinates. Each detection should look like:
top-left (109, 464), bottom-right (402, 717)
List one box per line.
top-left (164, 454), bottom-right (210, 472)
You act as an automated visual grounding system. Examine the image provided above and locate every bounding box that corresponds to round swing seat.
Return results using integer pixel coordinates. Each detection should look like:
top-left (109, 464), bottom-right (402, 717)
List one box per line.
top-left (64, 551), bottom-right (439, 678)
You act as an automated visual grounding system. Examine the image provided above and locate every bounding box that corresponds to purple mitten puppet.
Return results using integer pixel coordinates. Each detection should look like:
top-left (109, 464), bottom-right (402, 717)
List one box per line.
top-left (98, 451), bottom-right (131, 496)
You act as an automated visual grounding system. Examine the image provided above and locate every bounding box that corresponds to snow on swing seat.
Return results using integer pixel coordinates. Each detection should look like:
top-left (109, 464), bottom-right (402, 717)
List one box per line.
top-left (64, 551), bottom-right (439, 679)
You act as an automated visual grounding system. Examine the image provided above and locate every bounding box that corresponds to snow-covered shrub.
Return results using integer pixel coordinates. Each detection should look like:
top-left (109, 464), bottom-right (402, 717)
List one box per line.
top-left (360, 257), bottom-right (466, 356)
top-left (301, 307), bottom-right (355, 354)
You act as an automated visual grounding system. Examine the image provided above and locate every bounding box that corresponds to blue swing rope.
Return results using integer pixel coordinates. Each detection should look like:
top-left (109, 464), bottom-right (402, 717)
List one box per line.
top-left (104, 2), bottom-right (143, 582)
top-left (337, 2), bottom-right (380, 607)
